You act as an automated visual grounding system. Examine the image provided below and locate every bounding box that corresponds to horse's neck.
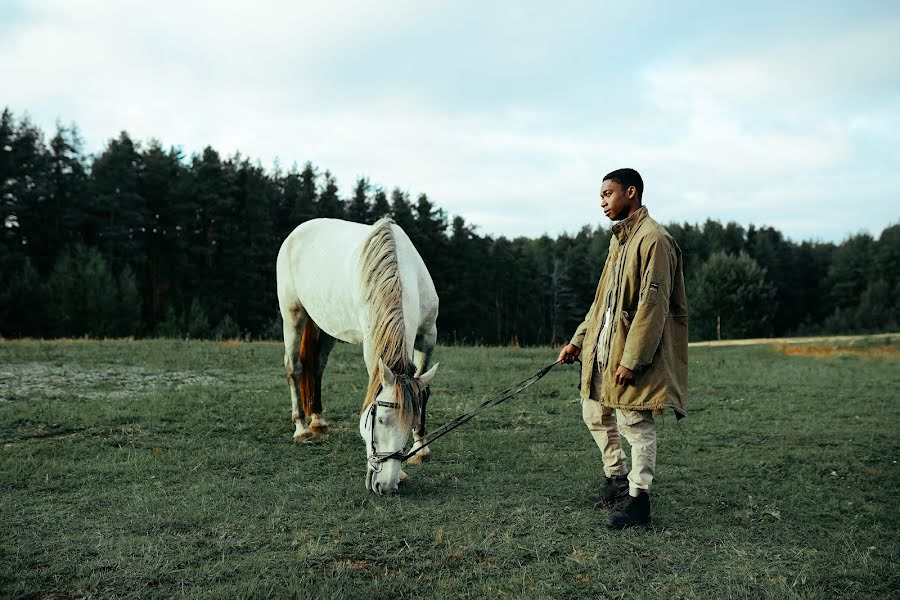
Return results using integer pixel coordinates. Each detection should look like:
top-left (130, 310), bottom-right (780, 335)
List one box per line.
top-left (360, 235), bottom-right (420, 374)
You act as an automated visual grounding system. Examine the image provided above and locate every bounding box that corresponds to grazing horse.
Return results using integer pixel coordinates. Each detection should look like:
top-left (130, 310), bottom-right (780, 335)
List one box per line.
top-left (276, 217), bottom-right (439, 495)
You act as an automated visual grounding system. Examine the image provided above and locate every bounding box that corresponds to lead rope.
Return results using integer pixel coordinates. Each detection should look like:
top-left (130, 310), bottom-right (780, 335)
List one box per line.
top-left (397, 358), bottom-right (567, 462)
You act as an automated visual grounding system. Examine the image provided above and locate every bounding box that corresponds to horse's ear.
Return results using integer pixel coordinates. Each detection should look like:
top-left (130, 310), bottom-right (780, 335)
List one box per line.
top-left (418, 363), bottom-right (439, 386)
top-left (378, 358), bottom-right (396, 387)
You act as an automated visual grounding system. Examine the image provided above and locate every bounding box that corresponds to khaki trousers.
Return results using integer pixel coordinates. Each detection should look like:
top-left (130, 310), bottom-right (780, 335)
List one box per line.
top-left (581, 398), bottom-right (656, 496)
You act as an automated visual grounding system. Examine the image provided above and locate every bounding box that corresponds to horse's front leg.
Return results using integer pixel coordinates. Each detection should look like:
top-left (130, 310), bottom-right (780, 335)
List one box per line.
top-left (407, 388), bottom-right (431, 464)
top-left (408, 435), bottom-right (429, 464)
top-left (408, 344), bottom-right (433, 464)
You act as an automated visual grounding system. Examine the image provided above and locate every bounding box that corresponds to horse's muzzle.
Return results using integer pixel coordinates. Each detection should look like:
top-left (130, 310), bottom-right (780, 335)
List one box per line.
top-left (372, 480), bottom-right (397, 496)
top-left (366, 465), bottom-right (398, 496)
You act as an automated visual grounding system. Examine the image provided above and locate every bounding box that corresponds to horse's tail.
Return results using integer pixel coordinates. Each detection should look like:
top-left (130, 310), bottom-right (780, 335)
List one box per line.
top-left (299, 318), bottom-right (319, 416)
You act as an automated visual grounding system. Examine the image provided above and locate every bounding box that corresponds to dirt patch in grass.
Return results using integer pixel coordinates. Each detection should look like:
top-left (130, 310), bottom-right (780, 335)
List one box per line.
top-left (775, 344), bottom-right (898, 358)
top-left (0, 362), bottom-right (221, 402)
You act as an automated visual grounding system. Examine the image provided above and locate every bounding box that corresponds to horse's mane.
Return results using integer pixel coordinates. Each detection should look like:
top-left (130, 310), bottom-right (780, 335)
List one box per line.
top-left (359, 217), bottom-right (420, 424)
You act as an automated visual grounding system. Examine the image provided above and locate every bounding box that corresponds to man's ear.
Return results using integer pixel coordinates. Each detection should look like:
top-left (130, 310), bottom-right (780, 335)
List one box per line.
top-left (378, 358), bottom-right (396, 387)
top-left (626, 185), bottom-right (637, 200)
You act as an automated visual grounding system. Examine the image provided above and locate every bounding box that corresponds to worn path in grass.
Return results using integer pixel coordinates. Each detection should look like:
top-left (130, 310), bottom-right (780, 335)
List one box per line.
top-left (1, 338), bottom-right (898, 599)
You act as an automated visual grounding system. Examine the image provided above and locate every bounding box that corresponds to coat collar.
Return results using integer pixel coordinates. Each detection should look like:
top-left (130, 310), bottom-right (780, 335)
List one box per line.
top-left (612, 205), bottom-right (649, 243)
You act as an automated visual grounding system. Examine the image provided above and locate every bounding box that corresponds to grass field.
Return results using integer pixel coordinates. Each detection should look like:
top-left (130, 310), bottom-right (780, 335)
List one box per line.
top-left (1, 337), bottom-right (898, 599)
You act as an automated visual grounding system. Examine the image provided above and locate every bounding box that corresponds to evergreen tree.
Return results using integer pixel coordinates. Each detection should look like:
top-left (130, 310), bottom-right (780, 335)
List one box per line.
top-left (370, 188), bottom-right (390, 221)
top-left (185, 298), bottom-right (210, 339)
top-left (0, 257), bottom-right (46, 337)
top-left (87, 132), bottom-right (148, 270)
top-left (441, 215), bottom-right (488, 342)
top-left (2, 110), bottom-right (899, 342)
top-left (187, 146), bottom-right (235, 314)
top-left (826, 233), bottom-right (875, 311)
top-left (226, 157), bottom-right (278, 333)
top-left (875, 223), bottom-right (900, 290)
top-left (413, 193), bottom-right (447, 249)
top-left (690, 252), bottom-right (777, 340)
top-left (666, 222), bottom-right (706, 275)
top-left (272, 164), bottom-right (294, 243)
top-left (701, 219), bottom-right (746, 256)
top-left (853, 279), bottom-right (897, 332)
top-left (141, 141), bottom-right (191, 326)
top-left (0, 109), bottom-right (14, 210)
top-left (746, 225), bottom-right (798, 335)
top-left (486, 236), bottom-right (536, 345)
top-left (791, 241), bottom-right (835, 331)
top-left (213, 314), bottom-right (240, 340)
top-left (347, 176), bottom-right (371, 223)
top-left (39, 123), bottom-right (87, 271)
top-left (155, 306), bottom-right (182, 338)
top-left (413, 193), bottom-right (449, 301)
top-left (286, 162), bottom-right (317, 224)
top-left (115, 265), bottom-right (142, 337)
top-left (549, 254), bottom-right (580, 345)
top-left (316, 170), bottom-right (344, 219)
top-left (390, 188), bottom-right (416, 234)
top-left (47, 244), bottom-right (119, 337)
top-left (0, 110), bottom-right (31, 334)
top-left (4, 115), bottom-right (50, 271)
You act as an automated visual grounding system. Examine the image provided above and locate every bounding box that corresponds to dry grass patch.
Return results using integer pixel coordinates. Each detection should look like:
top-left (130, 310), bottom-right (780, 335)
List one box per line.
top-left (776, 343), bottom-right (899, 359)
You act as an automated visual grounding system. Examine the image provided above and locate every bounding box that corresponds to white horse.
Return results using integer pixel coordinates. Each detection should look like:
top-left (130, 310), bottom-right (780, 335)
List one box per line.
top-left (276, 217), bottom-right (439, 496)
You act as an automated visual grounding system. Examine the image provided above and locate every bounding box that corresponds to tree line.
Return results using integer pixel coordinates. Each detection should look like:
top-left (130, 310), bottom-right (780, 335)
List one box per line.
top-left (1, 108), bottom-right (898, 344)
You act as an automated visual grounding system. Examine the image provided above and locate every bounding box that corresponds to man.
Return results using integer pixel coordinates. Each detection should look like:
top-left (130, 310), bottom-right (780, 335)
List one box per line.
top-left (558, 168), bottom-right (688, 529)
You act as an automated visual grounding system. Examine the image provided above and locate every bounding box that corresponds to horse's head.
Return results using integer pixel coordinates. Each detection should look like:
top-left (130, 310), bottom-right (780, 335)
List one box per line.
top-left (360, 358), bottom-right (438, 496)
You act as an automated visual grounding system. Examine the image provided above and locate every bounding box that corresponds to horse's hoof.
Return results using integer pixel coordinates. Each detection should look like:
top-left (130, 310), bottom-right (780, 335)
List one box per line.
top-left (399, 469), bottom-right (409, 483)
top-left (309, 422), bottom-right (330, 436)
top-left (292, 430), bottom-right (314, 442)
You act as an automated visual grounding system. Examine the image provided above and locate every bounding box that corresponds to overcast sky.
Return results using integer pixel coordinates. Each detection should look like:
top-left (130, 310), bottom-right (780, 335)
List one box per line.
top-left (2, 0), bottom-right (898, 243)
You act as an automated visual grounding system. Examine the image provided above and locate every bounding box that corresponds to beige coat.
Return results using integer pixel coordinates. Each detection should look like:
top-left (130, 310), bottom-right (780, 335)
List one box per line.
top-left (570, 207), bottom-right (688, 417)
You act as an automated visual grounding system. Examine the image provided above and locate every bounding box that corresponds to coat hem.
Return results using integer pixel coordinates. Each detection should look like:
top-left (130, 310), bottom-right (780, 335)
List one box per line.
top-left (581, 392), bottom-right (686, 419)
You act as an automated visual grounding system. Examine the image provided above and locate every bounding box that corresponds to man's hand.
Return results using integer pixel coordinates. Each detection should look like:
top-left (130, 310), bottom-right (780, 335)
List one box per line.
top-left (557, 343), bottom-right (581, 364)
top-left (615, 365), bottom-right (635, 385)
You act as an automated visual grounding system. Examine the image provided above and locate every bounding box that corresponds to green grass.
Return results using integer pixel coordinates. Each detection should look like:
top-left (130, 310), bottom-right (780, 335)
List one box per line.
top-left (1, 338), bottom-right (898, 599)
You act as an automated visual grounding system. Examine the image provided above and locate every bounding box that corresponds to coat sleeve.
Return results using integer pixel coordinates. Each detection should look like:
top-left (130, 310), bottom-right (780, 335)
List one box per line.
top-left (619, 236), bottom-right (677, 371)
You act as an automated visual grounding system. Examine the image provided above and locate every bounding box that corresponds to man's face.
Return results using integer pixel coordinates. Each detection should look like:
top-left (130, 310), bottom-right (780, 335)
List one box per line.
top-left (600, 179), bottom-right (635, 221)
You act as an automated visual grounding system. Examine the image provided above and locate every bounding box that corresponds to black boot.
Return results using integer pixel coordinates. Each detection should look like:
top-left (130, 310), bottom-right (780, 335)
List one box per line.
top-left (606, 490), bottom-right (651, 528)
top-left (586, 475), bottom-right (629, 508)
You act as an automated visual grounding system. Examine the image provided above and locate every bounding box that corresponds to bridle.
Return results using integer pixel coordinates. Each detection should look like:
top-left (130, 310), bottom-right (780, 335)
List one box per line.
top-left (366, 375), bottom-right (429, 472)
top-left (366, 399), bottom-right (407, 472)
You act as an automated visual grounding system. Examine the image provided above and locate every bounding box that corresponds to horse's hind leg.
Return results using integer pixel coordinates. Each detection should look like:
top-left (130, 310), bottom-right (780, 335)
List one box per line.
top-left (283, 307), bottom-right (313, 442)
top-left (408, 326), bottom-right (437, 464)
top-left (309, 331), bottom-right (336, 436)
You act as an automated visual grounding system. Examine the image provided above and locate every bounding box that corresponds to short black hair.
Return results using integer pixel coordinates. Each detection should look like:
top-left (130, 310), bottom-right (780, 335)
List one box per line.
top-left (603, 168), bottom-right (643, 200)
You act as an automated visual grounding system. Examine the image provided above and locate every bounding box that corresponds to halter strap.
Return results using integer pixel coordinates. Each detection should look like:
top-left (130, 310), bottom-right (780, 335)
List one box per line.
top-left (367, 400), bottom-right (408, 471)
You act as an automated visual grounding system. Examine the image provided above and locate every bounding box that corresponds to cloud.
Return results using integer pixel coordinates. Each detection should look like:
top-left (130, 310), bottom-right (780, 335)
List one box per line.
top-left (0, 1), bottom-right (897, 243)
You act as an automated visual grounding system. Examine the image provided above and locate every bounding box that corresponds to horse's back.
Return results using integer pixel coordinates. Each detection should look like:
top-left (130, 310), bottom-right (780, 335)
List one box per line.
top-left (277, 219), bottom-right (369, 342)
top-left (277, 218), bottom-right (438, 343)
